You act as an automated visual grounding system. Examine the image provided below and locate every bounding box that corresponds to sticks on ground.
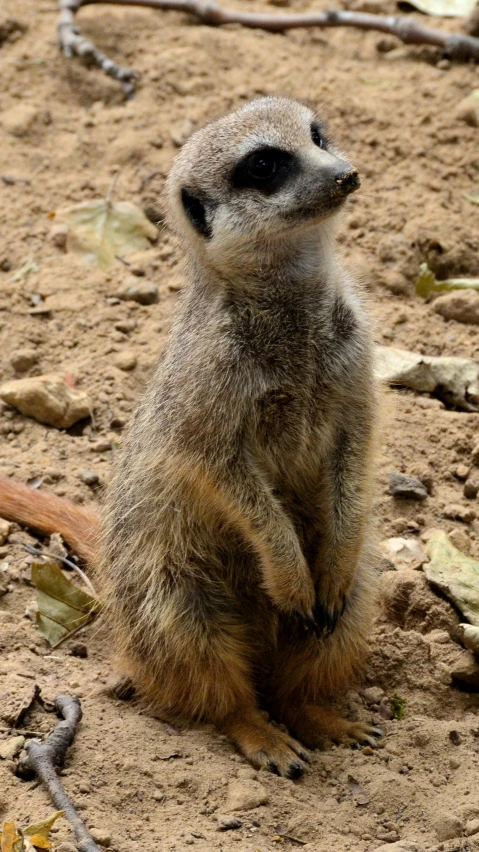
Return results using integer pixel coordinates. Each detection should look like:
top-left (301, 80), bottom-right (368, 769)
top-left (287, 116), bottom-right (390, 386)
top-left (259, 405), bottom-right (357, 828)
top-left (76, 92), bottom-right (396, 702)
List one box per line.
top-left (17, 694), bottom-right (102, 852)
top-left (58, 0), bottom-right (479, 95)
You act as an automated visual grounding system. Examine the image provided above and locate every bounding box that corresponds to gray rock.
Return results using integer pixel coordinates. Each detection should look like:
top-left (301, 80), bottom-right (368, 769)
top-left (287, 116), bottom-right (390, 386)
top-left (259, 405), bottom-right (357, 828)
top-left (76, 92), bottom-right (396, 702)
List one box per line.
top-left (217, 816), bottom-right (243, 831)
top-left (78, 469), bottom-right (100, 486)
top-left (388, 473), bottom-right (428, 501)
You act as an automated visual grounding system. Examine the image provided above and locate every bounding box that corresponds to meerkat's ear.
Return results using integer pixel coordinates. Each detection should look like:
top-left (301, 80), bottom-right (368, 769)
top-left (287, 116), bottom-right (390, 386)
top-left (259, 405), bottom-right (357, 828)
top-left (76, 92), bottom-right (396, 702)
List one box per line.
top-left (181, 187), bottom-right (212, 239)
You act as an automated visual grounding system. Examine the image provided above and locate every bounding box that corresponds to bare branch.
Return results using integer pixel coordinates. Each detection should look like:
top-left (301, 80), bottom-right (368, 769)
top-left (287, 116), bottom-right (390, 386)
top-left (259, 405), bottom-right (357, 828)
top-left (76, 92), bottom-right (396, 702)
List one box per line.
top-left (16, 694), bottom-right (102, 852)
top-left (58, 0), bottom-right (479, 96)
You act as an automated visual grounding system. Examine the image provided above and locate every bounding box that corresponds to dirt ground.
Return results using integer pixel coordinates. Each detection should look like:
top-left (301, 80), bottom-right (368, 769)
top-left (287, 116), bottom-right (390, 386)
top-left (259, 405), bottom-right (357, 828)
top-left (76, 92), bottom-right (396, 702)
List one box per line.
top-left (1, 0), bottom-right (479, 850)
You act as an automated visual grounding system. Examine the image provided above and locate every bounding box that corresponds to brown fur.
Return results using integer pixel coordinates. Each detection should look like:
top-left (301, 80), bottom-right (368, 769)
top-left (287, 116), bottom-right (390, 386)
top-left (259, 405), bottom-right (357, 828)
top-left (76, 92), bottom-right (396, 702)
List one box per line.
top-left (0, 97), bottom-right (380, 778)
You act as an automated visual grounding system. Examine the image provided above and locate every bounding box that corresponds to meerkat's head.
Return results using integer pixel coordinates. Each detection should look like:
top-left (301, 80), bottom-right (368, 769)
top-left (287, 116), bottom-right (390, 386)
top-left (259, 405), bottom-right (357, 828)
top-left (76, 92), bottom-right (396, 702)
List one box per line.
top-left (167, 97), bottom-right (359, 269)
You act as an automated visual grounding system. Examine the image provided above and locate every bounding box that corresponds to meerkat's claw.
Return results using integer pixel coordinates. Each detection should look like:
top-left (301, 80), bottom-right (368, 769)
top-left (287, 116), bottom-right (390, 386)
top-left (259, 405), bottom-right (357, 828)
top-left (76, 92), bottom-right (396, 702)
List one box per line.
top-left (293, 608), bottom-right (322, 637)
top-left (312, 594), bottom-right (347, 637)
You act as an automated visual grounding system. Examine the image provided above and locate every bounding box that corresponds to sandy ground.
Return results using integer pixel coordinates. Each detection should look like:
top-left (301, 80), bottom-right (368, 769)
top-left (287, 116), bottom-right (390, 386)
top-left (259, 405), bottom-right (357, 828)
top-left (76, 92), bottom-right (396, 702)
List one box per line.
top-left (1, 1), bottom-right (479, 850)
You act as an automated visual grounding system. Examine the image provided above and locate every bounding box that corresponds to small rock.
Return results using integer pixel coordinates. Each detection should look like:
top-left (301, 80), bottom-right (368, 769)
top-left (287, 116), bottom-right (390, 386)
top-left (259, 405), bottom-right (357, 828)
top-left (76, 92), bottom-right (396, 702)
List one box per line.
top-left (114, 319), bottom-right (137, 334)
top-left (443, 504), bottom-right (475, 523)
top-left (0, 611), bottom-right (15, 623)
top-left (456, 89), bottom-right (479, 127)
top-left (376, 831), bottom-right (399, 843)
top-left (10, 348), bottom-right (38, 373)
top-left (225, 780), bottom-right (269, 812)
top-left (170, 119), bottom-right (195, 147)
top-left (89, 829), bottom-right (111, 848)
top-left (117, 279), bottom-right (159, 305)
top-left (0, 518), bottom-right (12, 546)
top-left (472, 441), bottom-right (479, 465)
top-left (90, 439), bottom-right (111, 452)
top-left (466, 819), bottom-right (479, 836)
top-left (372, 842), bottom-right (422, 852)
top-left (388, 473), bottom-right (428, 501)
top-left (56, 844), bottom-right (79, 852)
top-left (70, 642), bottom-right (88, 658)
top-left (464, 479), bottom-right (479, 499)
top-left (79, 781), bottom-right (91, 794)
top-left (0, 103), bottom-right (38, 137)
top-left (217, 816), bottom-right (243, 831)
top-left (379, 569), bottom-right (420, 620)
top-left (363, 686), bottom-right (384, 705)
top-left (449, 729), bottom-right (462, 745)
top-left (455, 463), bottom-right (470, 481)
top-left (78, 469), bottom-right (100, 487)
top-left (433, 290), bottom-right (479, 325)
top-left (448, 528), bottom-right (471, 553)
top-left (0, 736), bottom-right (25, 760)
top-left (48, 223), bottom-right (68, 251)
top-left (450, 650), bottom-right (479, 688)
top-left (433, 813), bottom-right (464, 842)
top-left (381, 537), bottom-right (429, 567)
top-left (0, 374), bottom-right (91, 429)
top-left (114, 351), bottom-right (137, 372)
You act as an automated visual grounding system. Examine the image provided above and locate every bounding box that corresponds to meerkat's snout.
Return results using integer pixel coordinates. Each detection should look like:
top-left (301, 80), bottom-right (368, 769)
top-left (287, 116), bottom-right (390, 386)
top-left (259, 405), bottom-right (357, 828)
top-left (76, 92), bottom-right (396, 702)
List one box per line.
top-left (334, 169), bottom-right (360, 195)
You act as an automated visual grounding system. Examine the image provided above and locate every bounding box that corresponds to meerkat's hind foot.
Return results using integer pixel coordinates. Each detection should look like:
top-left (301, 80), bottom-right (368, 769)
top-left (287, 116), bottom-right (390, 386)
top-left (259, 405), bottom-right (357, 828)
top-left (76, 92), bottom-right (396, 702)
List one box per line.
top-left (282, 703), bottom-right (382, 751)
top-left (221, 709), bottom-right (311, 778)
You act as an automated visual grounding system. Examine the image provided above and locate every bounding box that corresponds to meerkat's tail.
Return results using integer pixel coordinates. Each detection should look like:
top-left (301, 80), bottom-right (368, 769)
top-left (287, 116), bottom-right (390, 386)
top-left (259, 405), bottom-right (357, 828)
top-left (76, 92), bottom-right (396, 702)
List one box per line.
top-left (0, 477), bottom-right (100, 565)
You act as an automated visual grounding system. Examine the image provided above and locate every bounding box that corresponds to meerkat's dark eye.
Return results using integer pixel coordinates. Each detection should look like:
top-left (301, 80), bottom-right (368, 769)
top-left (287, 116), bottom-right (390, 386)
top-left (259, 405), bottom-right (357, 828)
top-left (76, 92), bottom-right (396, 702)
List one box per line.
top-left (181, 187), bottom-right (212, 239)
top-left (311, 123), bottom-right (324, 148)
top-left (231, 147), bottom-right (297, 195)
top-left (249, 152), bottom-right (278, 180)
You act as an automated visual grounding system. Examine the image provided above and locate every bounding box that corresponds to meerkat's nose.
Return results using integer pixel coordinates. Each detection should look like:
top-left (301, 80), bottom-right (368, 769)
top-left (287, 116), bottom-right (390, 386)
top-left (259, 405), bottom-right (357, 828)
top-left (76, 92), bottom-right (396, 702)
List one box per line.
top-left (334, 170), bottom-right (360, 195)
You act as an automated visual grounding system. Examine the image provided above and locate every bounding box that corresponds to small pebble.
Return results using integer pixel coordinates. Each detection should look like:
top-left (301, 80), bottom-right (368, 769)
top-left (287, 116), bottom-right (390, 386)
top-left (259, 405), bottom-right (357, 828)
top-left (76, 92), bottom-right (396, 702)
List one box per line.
top-left (114, 351), bottom-right (137, 372)
top-left (78, 469), bottom-right (100, 486)
top-left (117, 279), bottom-right (159, 305)
top-left (388, 473), bottom-right (428, 501)
top-left (217, 816), bottom-right (243, 831)
top-left (10, 348), bottom-right (38, 373)
top-left (70, 642), bottom-right (88, 658)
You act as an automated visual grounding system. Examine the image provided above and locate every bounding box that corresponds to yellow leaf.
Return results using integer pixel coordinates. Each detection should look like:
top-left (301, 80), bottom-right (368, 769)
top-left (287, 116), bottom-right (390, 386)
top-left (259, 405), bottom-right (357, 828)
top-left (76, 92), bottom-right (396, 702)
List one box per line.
top-left (24, 812), bottom-right (64, 839)
top-left (26, 837), bottom-right (51, 850)
top-left (1, 823), bottom-right (18, 852)
top-left (56, 199), bottom-right (158, 270)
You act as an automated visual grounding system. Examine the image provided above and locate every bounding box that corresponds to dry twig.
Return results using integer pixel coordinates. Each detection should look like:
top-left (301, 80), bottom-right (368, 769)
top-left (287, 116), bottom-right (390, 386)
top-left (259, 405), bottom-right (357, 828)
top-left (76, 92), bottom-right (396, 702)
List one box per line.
top-left (58, 0), bottom-right (479, 95)
top-left (16, 694), bottom-right (102, 852)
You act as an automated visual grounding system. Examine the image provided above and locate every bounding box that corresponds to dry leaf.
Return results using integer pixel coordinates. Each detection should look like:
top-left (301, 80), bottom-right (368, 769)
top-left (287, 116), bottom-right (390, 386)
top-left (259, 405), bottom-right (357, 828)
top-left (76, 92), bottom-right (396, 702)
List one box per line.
top-left (24, 812), bottom-right (65, 842)
top-left (404, 0), bottom-right (476, 16)
top-left (32, 561), bottom-right (99, 646)
top-left (423, 530), bottom-right (479, 626)
top-left (1, 823), bottom-right (19, 852)
top-left (464, 192), bottom-right (479, 206)
top-left (347, 775), bottom-right (370, 805)
top-left (56, 199), bottom-right (158, 270)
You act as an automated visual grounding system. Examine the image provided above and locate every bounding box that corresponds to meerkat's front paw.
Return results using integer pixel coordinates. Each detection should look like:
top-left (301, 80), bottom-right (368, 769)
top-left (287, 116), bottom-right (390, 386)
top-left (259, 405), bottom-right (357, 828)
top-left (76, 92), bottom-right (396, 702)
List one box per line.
top-left (312, 577), bottom-right (349, 637)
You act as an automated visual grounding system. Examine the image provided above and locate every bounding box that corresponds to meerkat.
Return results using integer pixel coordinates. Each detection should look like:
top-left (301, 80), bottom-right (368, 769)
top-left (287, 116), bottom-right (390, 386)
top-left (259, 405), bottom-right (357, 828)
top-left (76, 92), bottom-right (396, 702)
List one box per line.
top-left (0, 96), bottom-right (379, 778)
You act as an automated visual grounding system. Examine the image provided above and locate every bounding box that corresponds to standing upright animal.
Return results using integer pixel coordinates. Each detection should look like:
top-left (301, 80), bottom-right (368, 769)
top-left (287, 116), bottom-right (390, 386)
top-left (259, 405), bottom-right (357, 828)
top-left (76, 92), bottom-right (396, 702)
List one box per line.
top-left (0, 97), bottom-right (379, 778)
